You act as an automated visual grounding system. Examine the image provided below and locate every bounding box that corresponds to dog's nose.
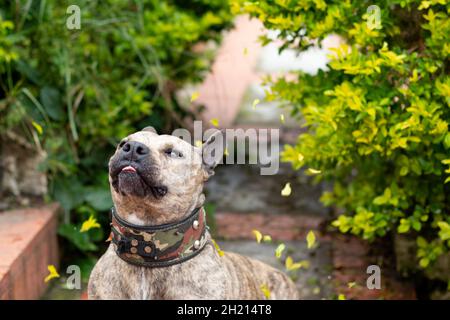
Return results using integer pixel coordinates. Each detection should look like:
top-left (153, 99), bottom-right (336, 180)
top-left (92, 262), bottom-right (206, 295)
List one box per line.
top-left (120, 141), bottom-right (149, 161)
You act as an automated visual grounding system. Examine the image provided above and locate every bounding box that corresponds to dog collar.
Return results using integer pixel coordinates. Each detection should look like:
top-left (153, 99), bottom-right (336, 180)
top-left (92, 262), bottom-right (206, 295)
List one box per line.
top-left (110, 207), bottom-right (208, 268)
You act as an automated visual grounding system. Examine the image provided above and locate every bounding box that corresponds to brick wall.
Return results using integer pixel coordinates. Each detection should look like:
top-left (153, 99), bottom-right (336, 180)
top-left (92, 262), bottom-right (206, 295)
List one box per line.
top-left (0, 204), bottom-right (59, 300)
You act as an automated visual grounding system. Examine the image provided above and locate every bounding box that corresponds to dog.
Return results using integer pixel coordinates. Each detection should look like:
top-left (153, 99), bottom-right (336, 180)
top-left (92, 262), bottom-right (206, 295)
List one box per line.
top-left (88, 127), bottom-right (299, 299)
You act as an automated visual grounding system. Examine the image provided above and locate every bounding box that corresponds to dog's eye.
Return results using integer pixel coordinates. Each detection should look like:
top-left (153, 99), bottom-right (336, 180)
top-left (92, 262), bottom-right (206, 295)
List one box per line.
top-left (165, 148), bottom-right (183, 158)
top-left (118, 140), bottom-right (126, 148)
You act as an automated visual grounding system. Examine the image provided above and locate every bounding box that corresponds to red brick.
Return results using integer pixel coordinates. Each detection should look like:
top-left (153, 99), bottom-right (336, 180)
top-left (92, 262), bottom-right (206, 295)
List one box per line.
top-left (215, 212), bottom-right (325, 241)
top-left (0, 204), bottom-right (60, 300)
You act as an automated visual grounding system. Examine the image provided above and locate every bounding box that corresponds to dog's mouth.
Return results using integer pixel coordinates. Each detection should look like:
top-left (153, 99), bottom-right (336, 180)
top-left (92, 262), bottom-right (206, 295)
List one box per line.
top-left (110, 163), bottom-right (167, 199)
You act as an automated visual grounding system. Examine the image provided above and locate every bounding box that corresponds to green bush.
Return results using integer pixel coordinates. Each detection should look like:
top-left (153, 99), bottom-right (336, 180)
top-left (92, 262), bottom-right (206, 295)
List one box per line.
top-left (0, 0), bottom-right (233, 263)
top-left (235, 0), bottom-right (449, 274)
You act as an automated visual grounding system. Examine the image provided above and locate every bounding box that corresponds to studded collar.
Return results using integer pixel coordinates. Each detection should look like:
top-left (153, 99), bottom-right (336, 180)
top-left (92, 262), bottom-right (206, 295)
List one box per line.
top-left (110, 206), bottom-right (208, 268)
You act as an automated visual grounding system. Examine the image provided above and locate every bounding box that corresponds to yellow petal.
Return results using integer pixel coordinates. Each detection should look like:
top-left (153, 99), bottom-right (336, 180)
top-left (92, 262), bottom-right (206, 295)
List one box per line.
top-left (211, 239), bottom-right (224, 257)
top-left (275, 243), bottom-right (286, 259)
top-left (307, 168), bottom-right (322, 175)
top-left (281, 182), bottom-right (291, 197)
top-left (252, 99), bottom-right (260, 110)
top-left (32, 121), bottom-right (43, 135)
top-left (306, 230), bottom-right (316, 249)
top-left (280, 114), bottom-right (285, 124)
top-left (263, 235), bottom-right (272, 243)
top-left (297, 153), bottom-right (304, 162)
top-left (44, 265), bottom-right (60, 282)
top-left (260, 284), bottom-right (271, 299)
top-left (210, 118), bottom-right (219, 127)
top-left (252, 229), bottom-right (263, 243)
top-left (190, 91), bottom-right (200, 102)
top-left (338, 294), bottom-right (346, 300)
top-left (285, 256), bottom-right (304, 271)
top-left (80, 215), bottom-right (101, 233)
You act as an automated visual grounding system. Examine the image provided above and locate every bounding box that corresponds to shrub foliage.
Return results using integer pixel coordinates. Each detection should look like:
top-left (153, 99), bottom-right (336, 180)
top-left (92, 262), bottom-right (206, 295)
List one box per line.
top-left (234, 0), bottom-right (449, 273)
top-left (0, 0), bottom-right (233, 259)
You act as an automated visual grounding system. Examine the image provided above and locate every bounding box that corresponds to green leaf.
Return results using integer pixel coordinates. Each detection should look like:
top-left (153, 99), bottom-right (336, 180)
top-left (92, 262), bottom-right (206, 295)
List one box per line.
top-left (58, 223), bottom-right (98, 252)
top-left (40, 86), bottom-right (64, 121)
top-left (84, 187), bottom-right (112, 211)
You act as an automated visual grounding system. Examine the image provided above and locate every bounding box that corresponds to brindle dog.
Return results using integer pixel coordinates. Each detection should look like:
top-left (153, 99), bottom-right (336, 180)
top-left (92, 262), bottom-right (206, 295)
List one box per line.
top-left (88, 127), bottom-right (299, 299)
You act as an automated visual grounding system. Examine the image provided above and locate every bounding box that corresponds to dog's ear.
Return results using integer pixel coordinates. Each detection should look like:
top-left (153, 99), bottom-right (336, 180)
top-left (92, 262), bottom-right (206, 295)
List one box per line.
top-left (201, 129), bottom-right (226, 178)
top-left (141, 126), bottom-right (157, 134)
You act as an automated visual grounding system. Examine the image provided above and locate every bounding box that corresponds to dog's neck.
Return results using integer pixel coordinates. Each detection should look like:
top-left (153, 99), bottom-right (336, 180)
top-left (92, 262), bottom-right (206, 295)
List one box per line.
top-left (110, 206), bottom-right (208, 268)
top-left (112, 193), bottom-right (206, 226)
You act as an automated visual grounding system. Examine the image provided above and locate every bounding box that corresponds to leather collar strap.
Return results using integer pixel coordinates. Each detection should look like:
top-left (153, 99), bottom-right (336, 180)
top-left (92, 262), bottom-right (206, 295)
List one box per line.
top-left (110, 207), bottom-right (207, 268)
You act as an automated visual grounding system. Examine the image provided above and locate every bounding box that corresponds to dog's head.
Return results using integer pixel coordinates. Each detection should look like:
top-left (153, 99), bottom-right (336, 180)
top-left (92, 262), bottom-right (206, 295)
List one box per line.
top-left (109, 127), bottom-right (223, 225)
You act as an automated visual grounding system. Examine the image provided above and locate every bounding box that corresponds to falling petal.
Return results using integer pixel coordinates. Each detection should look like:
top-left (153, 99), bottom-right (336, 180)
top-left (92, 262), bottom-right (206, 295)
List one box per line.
top-left (298, 153), bottom-right (304, 162)
top-left (224, 147), bottom-right (229, 156)
top-left (252, 229), bottom-right (263, 243)
top-left (80, 215), bottom-right (101, 233)
top-left (281, 182), bottom-right (291, 197)
top-left (347, 282), bottom-right (357, 289)
top-left (243, 47), bottom-right (249, 56)
top-left (307, 168), bottom-right (322, 175)
top-left (260, 284), bottom-right (271, 299)
top-left (44, 265), bottom-right (60, 283)
top-left (280, 114), bottom-right (285, 123)
top-left (32, 121), bottom-right (43, 135)
top-left (275, 243), bottom-right (286, 259)
top-left (195, 140), bottom-right (203, 148)
top-left (211, 239), bottom-right (224, 257)
top-left (263, 235), bottom-right (272, 243)
top-left (285, 256), bottom-right (304, 271)
top-left (210, 118), bottom-right (219, 127)
top-left (306, 230), bottom-right (316, 249)
top-left (190, 91), bottom-right (200, 102)
top-left (313, 287), bottom-right (321, 295)
top-left (252, 99), bottom-right (260, 110)
top-left (338, 294), bottom-right (346, 300)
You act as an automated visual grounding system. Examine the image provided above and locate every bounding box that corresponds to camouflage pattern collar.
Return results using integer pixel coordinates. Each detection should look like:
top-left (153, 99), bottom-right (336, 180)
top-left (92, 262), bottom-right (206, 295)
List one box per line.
top-left (110, 207), bottom-right (207, 268)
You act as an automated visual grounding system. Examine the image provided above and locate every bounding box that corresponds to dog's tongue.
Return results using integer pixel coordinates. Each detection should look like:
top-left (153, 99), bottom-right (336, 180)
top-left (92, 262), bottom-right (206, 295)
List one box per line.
top-left (121, 165), bottom-right (136, 173)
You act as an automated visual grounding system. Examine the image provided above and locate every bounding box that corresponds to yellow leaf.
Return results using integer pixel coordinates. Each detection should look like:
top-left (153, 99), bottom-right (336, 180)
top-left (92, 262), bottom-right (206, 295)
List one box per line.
top-left (347, 282), bottom-right (357, 289)
top-left (32, 121), bottom-right (43, 135)
top-left (260, 283), bottom-right (271, 299)
top-left (210, 118), bottom-right (219, 127)
top-left (195, 140), bottom-right (203, 148)
top-left (285, 256), bottom-right (304, 271)
top-left (252, 99), bottom-right (260, 109)
top-left (263, 235), bottom-right (272, 243)
top-left (307, 168), bottom-right (322, 175)
top-left (252, 229), bottom-right (263, 243)
top-left (338, 294), bottom-right (346, 300)
top-left (280, 114), bottom-right (285, 123)
top-left (275, 243), bottom-right (286, 259)
top-left (80, 215), bottom-right (101, 233)
top-left (190, 91), bottom-right (200, 102)
top-left (44, 265), bottom-right (60, 283)
top-left (211, 239), bottom-right (224, 257)
top-left (306, 230), bottom-right (316, 249)
top-left (281, 182), bottom-right (291, 196)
